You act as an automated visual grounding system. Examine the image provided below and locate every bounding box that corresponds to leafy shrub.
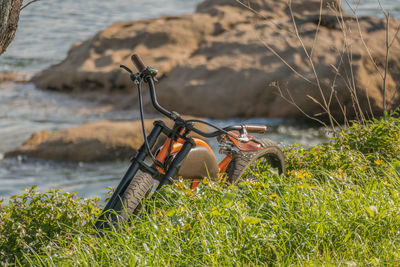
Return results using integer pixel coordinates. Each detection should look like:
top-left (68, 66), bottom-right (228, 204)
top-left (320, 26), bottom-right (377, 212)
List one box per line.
top-left (0, 187), bottom-right (100, 264)
top-left (285, 114), bottom-right (400, 183)
top-left (336, 114), bottom-right (400, 162)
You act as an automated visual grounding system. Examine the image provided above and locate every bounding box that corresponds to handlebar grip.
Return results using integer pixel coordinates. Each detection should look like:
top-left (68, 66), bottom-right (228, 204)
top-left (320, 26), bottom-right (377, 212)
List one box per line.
top-left (244, 125), bottom-right (267, 133)
top-left (131, 54), bottom-right (147, 72)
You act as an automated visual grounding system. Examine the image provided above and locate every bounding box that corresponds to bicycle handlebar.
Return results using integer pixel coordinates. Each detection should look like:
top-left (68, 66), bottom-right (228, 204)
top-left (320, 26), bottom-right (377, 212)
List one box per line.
top-left (242, 125), bottom-right (267, 133)
top-left (131, 54), bottom-right (146, 72)
top-left (147, 78), bottom-right (174, 118)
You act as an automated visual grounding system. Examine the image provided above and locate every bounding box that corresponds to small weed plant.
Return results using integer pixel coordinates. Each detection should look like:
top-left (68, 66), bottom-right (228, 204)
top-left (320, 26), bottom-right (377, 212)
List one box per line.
top-left (1, 115), bottom-right (400, 265)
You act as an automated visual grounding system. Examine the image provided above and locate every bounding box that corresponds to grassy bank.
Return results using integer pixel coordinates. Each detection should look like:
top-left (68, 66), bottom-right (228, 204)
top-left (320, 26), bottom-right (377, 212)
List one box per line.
top-left (1, 115), bottom-right (400, 265)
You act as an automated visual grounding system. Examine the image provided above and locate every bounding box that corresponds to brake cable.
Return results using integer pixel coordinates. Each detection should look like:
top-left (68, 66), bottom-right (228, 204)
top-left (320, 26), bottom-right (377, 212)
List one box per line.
top-left (185, 119), bottom-right (240, 140)
top-left (120, 64), bottom-right (165, 170)
top-left (136, 78), bottom-right (165, 170)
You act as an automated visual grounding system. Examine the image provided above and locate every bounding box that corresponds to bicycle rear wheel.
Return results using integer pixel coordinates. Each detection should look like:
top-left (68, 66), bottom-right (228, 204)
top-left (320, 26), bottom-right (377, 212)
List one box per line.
top-left (225, 138), bottom-right (285, 184)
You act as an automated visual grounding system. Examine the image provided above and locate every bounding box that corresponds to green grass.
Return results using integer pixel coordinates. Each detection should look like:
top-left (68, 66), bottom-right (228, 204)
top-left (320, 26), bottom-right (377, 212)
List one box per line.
top-left (2, 114), bottom-right (400, 265)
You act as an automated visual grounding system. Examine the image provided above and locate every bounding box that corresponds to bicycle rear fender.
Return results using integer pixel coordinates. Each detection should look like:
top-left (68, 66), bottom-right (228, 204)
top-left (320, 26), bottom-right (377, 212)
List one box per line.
top-left (227, 131), bottom-right (263, 152)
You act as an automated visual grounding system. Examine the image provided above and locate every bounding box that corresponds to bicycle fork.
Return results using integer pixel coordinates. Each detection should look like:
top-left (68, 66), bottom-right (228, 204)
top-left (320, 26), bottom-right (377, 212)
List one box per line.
top-left (94, 120), bottom-right (194, 230)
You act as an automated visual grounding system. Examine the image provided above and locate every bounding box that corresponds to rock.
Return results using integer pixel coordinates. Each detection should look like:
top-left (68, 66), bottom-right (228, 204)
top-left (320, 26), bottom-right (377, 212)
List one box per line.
top-left (31, 0), bottom-right (400, 121)
top-left (0, 72), bottom-right (18, 83)
top-left (0, 72), bottom-right (28, 83)
top-left (5, 117), bottom-right (208, 162)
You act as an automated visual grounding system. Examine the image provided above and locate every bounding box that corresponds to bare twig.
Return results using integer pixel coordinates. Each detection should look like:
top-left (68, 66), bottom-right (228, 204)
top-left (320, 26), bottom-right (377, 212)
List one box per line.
top-left (389, 86), bottom-right (400, 107)
top-left (258, 37), bottom-right (315, 85)
top-left (288, 0), bottom-right (336, 130)
top-left (20, 0), bottom-right (40, 11)
top-left (240, 0), bottom-right (394, 130)
top-left (307, 94), bottom-right (342, 127)
top-left (347, 43), bottom-right (365, 121)
top-left (343, 0), bottom-right (384, 79)
top-left (382, 12), bottom-right (390, 112)
top-left (376, 0), bottom-right (400, 113)
top-left (333, 4), bottom-right (371, 123)
top-left (234, 0), bottom-right (297, 36)
top-left (274, 84), bottom-right (329, 128)
top-left (310, 0), bottom-right (323, 58)
top-left (389, 23), bottom-right (400, 48)
top-left (377, 0), bottom-right (388, 17)
top-left (365, 85), bottom-right (375, 120)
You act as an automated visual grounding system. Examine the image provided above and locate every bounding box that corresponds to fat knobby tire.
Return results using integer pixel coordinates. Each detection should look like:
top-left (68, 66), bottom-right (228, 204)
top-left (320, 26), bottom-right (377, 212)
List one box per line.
top-left (119, 172), bottom-right (154, 221)
top-left (226, 138), bottom-right (286, 184)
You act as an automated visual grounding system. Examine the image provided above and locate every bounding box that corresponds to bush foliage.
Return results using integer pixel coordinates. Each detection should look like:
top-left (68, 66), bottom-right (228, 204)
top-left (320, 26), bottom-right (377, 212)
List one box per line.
top-left (285, 114), bottom-right (400, 183)
top-left (0, 188), bottom-right (100, 264)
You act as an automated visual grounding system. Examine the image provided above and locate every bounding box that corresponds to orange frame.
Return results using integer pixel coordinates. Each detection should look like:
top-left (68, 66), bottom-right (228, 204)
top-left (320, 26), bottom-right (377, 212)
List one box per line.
top-left (154, 136), bottom-right (234, 189)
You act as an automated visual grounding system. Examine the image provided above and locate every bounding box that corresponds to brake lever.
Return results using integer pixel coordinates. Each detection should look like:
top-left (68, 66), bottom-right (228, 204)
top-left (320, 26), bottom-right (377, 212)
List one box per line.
top-left (238, 125), bottom-right (250, 142)
top-left (120, 64), bottom-right (142, 84)
top-left (120, 64), bottom-right (133, 74)
top-left (237, 125), bottom-right (265, 147)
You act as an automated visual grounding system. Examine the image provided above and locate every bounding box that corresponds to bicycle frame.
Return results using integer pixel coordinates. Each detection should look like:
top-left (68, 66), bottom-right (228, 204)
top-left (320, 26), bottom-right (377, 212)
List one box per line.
top-left (95, 55), bottom-right (266, 230)
top-left (154, 132), bottom-right (233, 189)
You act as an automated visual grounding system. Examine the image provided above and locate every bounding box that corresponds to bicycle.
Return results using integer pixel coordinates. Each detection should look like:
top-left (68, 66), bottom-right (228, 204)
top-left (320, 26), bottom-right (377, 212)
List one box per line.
top-left (95, 54), bottom-right (285, 229)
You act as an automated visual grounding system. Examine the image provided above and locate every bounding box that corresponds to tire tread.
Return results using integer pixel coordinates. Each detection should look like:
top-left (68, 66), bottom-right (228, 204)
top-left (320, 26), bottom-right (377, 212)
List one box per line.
top-left (226, 138), bottom-right (285, 184)
top-left (120, 172), bottom-right (154, 220)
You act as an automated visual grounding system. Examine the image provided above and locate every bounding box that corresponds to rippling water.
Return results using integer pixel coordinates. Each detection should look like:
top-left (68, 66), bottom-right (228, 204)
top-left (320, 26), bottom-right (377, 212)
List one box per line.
top-left (0, 0), bottom-right (398, 201)
top-left (0, 0), bottom-right (202, 73)
top-left (1, 0), bottom-right (398, 74)
top-left (343, 0), bottom-right (400, 18)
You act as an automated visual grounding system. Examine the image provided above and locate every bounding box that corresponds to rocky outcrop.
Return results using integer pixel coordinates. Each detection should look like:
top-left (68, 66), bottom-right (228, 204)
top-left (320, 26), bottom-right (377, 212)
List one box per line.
top-left (32, 0), bottom-right (400, 120)
top-left (5, 117), bottom-right (207, 162)
top-left (0, 72), bottom-right (27, 83)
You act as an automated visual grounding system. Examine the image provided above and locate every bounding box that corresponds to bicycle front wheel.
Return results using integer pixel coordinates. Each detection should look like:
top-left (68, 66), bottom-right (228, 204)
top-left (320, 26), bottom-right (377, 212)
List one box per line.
top-left (119, 172), bottom-right (154, 221)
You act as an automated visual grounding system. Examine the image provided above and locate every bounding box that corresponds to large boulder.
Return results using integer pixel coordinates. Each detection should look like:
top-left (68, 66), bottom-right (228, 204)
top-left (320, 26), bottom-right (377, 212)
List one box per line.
top-left (32, 0), bottom-right (400, 121)
top-left (5, 117), bottom-right (208, 162)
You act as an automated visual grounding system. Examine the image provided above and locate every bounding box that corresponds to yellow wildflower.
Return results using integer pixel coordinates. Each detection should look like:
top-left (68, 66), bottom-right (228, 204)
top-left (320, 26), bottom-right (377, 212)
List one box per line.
top-left (336, 169), bottom-right (346, 178)
top-left (293, 170), bottom-right (312, 181)
top-left (382, 181), bottom-right (393, 188)
top-left (244, 180), bottom-right (261, 188)
top-left (269, 193), bottom-right (278, 200)
top-left (176, 181), bottom-right (185, 189)
top-left (185, 189), bottom-right (194, 196)
top-left (252, 182), bottom-right (261, 189)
